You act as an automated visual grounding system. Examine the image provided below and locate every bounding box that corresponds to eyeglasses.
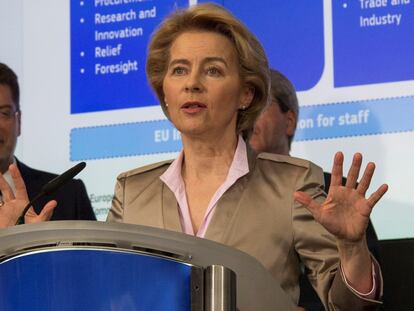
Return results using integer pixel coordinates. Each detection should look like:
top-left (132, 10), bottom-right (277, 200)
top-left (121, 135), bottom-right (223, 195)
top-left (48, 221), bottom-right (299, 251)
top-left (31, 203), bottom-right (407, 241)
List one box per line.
top-left (0, 107), bottom-right (19, 121)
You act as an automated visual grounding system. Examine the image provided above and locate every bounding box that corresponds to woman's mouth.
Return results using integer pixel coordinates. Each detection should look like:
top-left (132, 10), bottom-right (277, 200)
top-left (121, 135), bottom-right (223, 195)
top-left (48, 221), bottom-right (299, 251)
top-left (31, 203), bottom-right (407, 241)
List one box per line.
top-left (181, 101), bottom-right (207, 113)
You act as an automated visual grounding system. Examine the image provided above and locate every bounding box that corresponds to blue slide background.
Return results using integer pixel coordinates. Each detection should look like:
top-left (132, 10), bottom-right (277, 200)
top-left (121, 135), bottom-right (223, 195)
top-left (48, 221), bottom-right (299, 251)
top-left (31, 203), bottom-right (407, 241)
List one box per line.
top-left (69, 0), bottom-right (414, 160)
top-left (71, 0), bottom-right (188, 114)
top-left (200, 0), bottom-right (325, 91)
top-left (332, 0), bottom-right (414, 87)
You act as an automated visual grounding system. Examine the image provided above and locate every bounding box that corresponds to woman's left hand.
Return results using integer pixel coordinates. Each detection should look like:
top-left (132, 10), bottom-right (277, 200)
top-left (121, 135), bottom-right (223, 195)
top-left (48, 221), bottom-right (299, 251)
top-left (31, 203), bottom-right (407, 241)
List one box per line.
top-left (294, 152), bottom-right (388, 243)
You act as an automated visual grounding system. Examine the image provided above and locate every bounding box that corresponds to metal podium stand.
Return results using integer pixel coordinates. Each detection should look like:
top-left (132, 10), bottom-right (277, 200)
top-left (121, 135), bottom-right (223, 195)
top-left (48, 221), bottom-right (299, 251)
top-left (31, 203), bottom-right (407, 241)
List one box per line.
top-left (0, 221), bottom-right (295, 311)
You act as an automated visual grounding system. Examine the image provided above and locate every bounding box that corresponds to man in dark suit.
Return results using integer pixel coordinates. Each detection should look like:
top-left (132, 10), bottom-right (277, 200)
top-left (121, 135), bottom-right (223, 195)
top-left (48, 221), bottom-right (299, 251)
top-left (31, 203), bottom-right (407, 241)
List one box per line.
top-left (249, 69), bottom-right (381, 311)
top-left (0, 62), bottom-right (95, 223)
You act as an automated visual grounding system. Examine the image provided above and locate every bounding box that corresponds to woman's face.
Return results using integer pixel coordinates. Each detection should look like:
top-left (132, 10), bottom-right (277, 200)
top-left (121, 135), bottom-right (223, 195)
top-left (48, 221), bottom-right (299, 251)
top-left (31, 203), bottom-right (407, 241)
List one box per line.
top-left (162, 31), bottom-right (253, 140)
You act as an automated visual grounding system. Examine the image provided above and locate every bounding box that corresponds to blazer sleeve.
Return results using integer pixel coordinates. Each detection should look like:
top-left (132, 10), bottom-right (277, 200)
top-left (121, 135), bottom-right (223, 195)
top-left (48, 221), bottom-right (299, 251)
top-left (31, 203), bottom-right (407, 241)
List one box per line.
top-left (292, 162), bottom-right (382, 311)
top-left (106, 173), bottom-right (125, 222)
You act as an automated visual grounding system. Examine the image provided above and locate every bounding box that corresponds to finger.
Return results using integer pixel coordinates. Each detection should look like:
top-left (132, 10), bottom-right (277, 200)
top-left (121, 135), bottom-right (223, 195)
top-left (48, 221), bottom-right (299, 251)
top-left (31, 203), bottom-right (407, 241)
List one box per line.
top-left (345, 153), bottom-right (362, 189)
top-left (25, 201), bottom-right (57, 224)
top-left (38, 200), bottom-right (57, 221)
top-left (24, 206), bottom-right (37, 218)
top-left (367, 184), bottom-right (388, 208)
top-left (294, 191), bottom-right (322, 218)
top-left (357, 162), bottom-right (375, 196)
top-left (9, 164), bottom-right (29, 201)
top-left (24, 207), bottom-right (39, 224)
top-left (330, 152), bottom-right (344, 188)
top-left (0, 167), bottom-right (15, 201)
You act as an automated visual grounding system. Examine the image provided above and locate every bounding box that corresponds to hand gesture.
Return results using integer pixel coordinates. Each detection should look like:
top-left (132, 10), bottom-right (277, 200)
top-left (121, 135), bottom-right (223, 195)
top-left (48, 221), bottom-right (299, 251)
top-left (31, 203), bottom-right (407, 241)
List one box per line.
top-left (0, 164), bottom-right (56, 228)
top-left (294, 152), bottom-right (388, 243)
top-left (24, 201), bottom-right (56, 224)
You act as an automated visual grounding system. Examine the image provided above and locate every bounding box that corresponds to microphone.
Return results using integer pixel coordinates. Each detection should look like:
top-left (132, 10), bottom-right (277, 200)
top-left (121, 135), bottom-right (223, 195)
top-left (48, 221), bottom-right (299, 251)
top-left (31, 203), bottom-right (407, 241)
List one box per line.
top-left (15, 162), bottom-right (86, 225)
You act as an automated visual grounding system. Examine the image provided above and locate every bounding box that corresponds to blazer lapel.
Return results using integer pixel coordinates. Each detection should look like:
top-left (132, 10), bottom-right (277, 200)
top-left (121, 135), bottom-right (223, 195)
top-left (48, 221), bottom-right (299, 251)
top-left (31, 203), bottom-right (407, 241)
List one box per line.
top-left (161, 183), bottom-right (183, 233)
top-left (204, 176), bottom-right (249, 243)
top-left (204, 146), bottom-right (257, 243)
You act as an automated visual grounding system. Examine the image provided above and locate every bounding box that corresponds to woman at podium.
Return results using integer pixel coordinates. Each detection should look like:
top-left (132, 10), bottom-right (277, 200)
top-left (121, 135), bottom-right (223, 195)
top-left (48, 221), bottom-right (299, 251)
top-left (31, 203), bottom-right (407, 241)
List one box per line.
top-left (0, 3), bottom-right (387, 311)
top-left (106, 4), bottom-right (387, 310)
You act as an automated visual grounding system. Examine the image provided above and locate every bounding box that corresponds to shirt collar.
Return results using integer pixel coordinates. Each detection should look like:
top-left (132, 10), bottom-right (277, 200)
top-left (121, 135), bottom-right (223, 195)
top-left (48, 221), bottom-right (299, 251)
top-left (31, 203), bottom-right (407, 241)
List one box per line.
top-left (160, 135), bottom-right (249, 193)
top-left (2, 157), bottom-right (17, 196)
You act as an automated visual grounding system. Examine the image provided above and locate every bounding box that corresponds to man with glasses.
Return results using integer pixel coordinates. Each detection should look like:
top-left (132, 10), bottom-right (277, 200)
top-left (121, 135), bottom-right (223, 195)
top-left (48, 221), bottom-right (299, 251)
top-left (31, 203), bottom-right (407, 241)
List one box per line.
top-left (0, 62), bottom-right (95, 225)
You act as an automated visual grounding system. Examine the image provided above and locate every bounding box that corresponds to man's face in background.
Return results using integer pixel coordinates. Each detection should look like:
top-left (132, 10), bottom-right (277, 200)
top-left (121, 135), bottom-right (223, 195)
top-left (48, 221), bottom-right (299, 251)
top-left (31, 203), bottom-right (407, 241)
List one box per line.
top-left (0, 84), bottom-right (20, 173)
top-left (250, 99), bottom-right (292, 155)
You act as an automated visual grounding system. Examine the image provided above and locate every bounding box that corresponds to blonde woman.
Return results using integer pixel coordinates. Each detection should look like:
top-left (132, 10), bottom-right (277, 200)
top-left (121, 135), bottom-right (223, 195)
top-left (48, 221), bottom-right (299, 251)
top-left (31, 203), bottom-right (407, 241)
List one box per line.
top-left (107, 4), bottom-right (387, 310)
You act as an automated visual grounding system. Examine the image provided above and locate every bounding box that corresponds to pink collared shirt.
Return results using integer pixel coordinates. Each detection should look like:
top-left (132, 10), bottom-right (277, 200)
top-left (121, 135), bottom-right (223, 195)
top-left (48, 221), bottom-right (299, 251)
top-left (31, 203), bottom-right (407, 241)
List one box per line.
top-left (160, 135), bottom-right (249, 238)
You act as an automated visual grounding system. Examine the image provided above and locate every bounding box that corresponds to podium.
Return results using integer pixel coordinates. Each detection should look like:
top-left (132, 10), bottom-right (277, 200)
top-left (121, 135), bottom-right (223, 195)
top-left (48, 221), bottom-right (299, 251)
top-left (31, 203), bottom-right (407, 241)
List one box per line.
top-left (0, 221), bottom-right (295, 310)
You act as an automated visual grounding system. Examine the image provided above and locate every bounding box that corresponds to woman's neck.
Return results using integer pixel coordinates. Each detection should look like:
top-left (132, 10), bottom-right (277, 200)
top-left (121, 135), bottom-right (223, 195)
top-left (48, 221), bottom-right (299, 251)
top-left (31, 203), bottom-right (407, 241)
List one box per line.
top-left (181, 133), bottom-right (239, 181)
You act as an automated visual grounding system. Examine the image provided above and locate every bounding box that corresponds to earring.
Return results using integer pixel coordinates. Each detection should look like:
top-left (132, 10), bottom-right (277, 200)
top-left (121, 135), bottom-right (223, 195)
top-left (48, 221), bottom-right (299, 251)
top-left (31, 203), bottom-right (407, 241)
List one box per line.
top-left (165, 103), bottom-right (169, 108)
top-left (240, 105), bottom-right (246, 110)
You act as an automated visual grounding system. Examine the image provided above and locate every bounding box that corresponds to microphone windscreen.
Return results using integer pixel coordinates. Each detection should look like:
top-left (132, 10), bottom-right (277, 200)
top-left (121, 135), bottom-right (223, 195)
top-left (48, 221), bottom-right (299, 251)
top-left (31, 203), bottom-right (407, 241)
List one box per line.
top-left (41, 162), bottom-right (86, 195)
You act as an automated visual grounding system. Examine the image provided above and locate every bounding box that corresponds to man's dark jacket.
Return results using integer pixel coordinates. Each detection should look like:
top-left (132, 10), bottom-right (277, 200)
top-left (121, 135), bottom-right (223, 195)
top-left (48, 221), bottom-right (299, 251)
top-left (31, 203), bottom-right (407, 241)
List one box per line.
top-left (17, 159), bottom-right (96, 221)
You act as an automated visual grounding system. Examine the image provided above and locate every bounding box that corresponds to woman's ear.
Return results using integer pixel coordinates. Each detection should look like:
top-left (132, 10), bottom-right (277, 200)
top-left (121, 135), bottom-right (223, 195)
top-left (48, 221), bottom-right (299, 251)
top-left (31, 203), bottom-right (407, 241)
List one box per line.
top-left (241, 85), bottom-right (255, 109)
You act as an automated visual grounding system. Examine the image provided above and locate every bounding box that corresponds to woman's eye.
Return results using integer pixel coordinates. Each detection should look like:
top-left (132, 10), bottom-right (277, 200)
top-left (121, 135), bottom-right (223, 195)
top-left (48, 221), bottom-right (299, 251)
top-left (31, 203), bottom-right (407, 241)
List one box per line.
top-left (207, 67), bottom-right (221, 76)
top-left (172, 67), bottom-right (186, 75)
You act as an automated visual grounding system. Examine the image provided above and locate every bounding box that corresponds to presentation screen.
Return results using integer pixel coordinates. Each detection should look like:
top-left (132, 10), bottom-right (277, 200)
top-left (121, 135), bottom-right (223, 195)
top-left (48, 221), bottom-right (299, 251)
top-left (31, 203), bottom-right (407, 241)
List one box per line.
top-left (1, 0), bottom-right (413, 239)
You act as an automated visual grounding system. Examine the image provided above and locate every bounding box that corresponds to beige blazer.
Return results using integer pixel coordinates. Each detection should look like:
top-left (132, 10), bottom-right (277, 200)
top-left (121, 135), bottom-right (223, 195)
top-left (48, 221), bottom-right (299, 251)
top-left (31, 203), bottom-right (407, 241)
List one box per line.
top-left (107, 150), bottom-right (381, 310)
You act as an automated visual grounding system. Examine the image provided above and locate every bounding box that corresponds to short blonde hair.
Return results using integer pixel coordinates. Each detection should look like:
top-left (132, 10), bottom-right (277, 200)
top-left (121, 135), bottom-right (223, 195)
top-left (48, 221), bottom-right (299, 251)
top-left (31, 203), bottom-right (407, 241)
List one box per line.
top-left (146, 3), bottom-right (270, 139)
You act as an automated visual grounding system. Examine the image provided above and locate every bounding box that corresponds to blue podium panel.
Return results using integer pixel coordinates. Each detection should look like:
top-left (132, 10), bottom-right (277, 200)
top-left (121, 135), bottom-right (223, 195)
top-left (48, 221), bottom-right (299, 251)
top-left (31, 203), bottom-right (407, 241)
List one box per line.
top-left (0, 249), bottom-right (192, 311)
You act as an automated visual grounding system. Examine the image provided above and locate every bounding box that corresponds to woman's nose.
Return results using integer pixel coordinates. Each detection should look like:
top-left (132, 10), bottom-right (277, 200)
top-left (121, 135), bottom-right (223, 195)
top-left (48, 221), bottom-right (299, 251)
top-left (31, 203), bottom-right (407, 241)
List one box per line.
top-left (184, 72), bottom-right (203, 93)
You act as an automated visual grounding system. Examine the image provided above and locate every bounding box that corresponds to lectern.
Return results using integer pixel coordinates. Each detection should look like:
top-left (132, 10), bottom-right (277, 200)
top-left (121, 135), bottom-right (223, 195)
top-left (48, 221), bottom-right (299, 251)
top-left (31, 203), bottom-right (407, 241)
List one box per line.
top-left (0, 221), bottom-right (295, 310)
